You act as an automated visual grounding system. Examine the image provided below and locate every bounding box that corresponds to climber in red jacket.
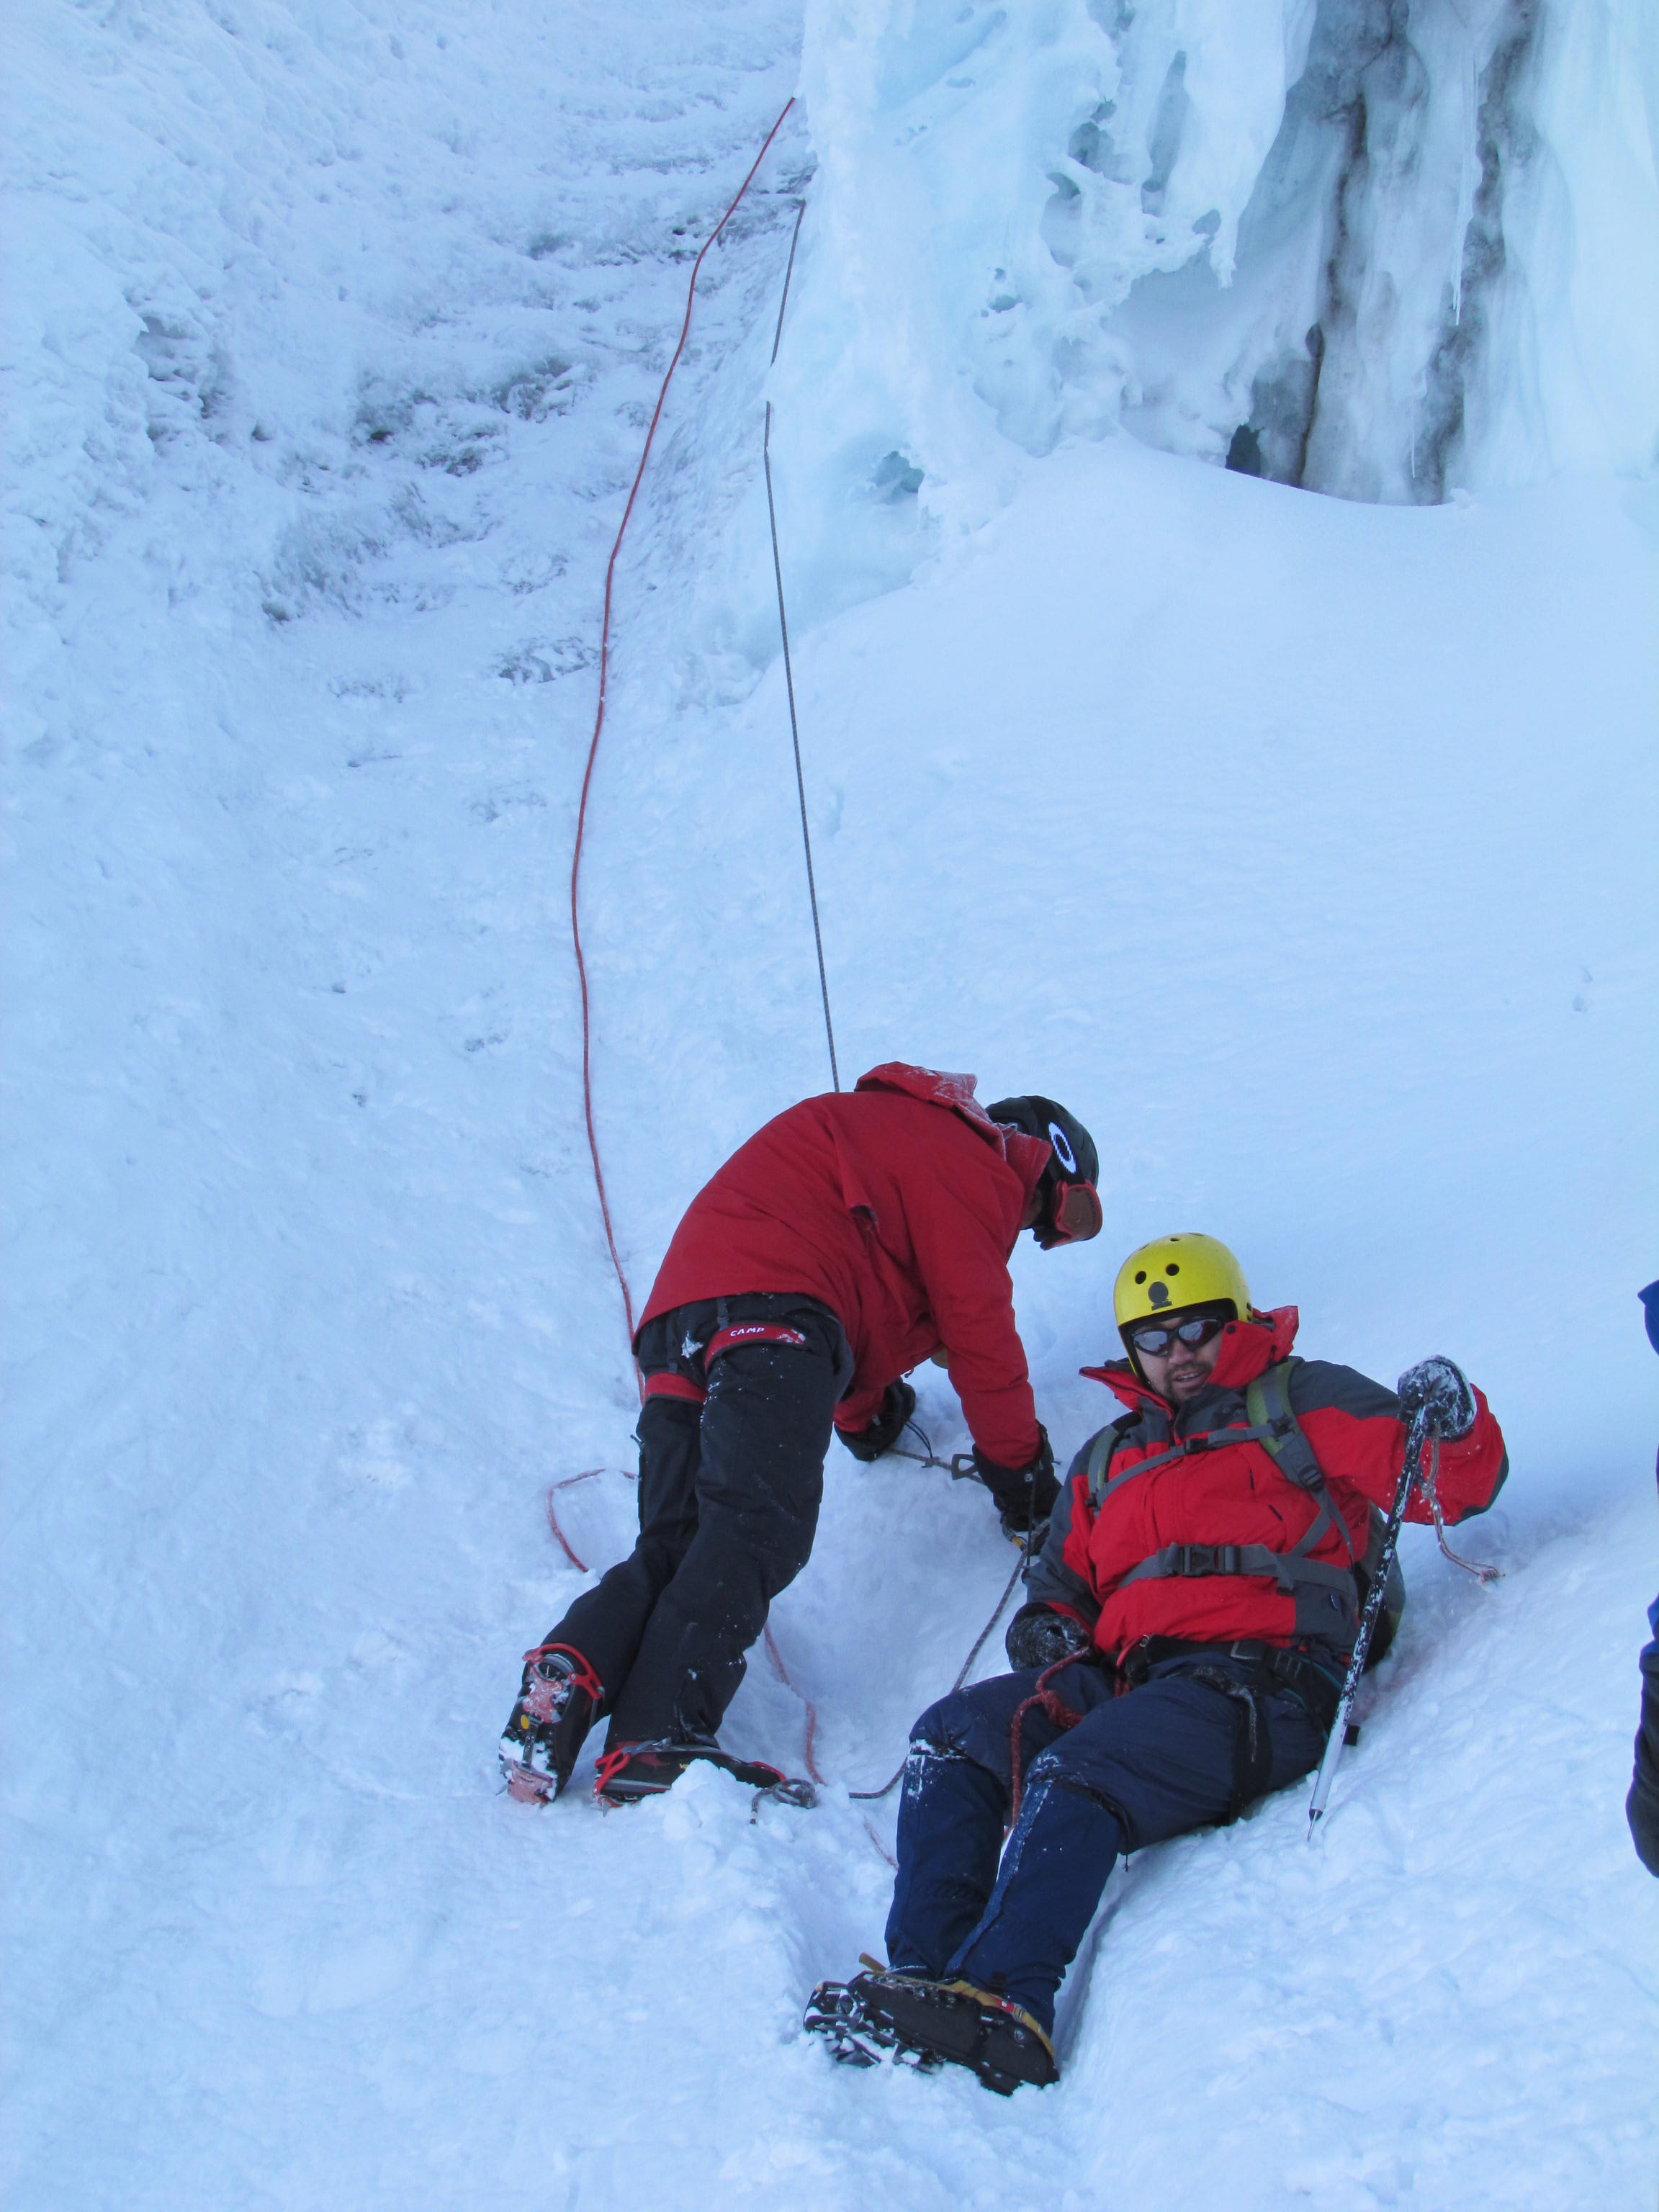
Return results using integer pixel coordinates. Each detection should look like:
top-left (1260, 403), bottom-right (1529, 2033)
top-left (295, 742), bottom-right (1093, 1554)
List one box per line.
top-left (806, 1231), bottom-right (1509, 2093)
top-left (500, 1063), bottom-right (1102, 1807)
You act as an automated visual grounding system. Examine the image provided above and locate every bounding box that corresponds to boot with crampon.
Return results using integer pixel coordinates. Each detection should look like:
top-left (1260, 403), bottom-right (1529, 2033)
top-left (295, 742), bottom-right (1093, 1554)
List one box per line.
top-left (805, 1964), bottom-right (1057, 2094)
top-left (593, 1739), bottom-right (814, 1808)
top-left (499, 1643), bottom-right (602, 1803)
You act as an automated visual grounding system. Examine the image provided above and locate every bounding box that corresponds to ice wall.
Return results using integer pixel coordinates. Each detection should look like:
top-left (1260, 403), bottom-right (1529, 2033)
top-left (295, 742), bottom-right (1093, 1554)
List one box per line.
top-left (773, 0), bottom-right (1658, 548)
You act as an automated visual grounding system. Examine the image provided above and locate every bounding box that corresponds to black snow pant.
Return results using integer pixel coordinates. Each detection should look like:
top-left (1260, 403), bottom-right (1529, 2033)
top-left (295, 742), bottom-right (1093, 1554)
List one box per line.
top-left (547, 1294), bottom-right (853, 1750)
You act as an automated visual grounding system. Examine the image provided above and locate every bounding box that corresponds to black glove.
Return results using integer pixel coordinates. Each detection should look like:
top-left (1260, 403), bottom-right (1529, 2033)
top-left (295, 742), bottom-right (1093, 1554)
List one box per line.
top-left (1395, 1357), bottom-right (1476, 1440)
top-left (974, 1426), bottom-right (1058, 1547)
top-left (1005, 1601), bottom-right (1090, 1672)
top-left (838, 1378), bottom-right (917, 1463)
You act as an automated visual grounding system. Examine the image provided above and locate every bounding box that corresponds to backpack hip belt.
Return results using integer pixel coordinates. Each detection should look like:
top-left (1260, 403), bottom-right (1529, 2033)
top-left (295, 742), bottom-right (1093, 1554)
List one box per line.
top-left (1122, 1635), bottom-right (1344, 1737)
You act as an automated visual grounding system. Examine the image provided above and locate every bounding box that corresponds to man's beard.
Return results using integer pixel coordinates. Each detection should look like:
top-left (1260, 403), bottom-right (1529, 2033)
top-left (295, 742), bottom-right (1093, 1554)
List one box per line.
top-left (1166, 1364), bottom-right (1211, 1398)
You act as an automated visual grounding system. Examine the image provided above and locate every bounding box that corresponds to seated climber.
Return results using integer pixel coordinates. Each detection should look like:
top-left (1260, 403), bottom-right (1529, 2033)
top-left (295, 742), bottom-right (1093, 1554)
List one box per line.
top-left (500, 1064), bottom-right (1101, 1807)
top-left (807, 1231), bottom-right (1509, 2092)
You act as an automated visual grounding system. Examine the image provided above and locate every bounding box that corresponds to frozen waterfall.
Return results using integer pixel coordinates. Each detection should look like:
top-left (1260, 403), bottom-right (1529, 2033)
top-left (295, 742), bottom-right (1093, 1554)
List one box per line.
top-left (775, 0), bottom-right (1657, 549)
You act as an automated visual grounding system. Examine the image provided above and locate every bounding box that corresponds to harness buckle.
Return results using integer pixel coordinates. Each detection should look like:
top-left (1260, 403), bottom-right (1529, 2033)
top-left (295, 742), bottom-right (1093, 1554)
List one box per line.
top-left (1172, 1543), bottom-right (1241, 1577)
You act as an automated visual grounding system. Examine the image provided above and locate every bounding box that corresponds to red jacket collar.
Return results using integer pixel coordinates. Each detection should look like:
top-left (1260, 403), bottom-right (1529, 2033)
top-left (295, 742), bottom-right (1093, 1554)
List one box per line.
top-left (855, 1062), bottom-right (1051, 1197)
top-left (1081, 1305), bottom-right (1301, 1413)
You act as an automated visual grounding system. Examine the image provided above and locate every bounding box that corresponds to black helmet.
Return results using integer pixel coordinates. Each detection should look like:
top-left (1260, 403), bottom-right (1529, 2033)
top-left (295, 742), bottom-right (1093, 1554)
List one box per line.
top-left (986, 1094), bottom-right (1102, 1249)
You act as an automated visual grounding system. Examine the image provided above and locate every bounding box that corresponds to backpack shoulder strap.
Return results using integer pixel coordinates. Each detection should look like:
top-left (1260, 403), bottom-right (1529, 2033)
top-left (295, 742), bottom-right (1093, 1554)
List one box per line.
top-left (1244, 1357), bottom-right (1316, 1481)
top-left (1244, 1357), bottom-right (1355, 1565)
top-left (1084, 1411), bottom-right (1146, 1506)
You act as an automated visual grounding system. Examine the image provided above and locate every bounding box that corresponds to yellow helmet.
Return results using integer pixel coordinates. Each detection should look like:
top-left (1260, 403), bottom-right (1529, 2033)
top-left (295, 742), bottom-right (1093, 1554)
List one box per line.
top-left (1112, 1233), bottom-right (1251, 1334)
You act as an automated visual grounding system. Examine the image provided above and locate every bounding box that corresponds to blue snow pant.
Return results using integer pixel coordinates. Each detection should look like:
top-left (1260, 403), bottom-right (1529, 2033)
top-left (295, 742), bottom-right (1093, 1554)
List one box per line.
top-left (884, 1653), bottom-right (1328, 2034)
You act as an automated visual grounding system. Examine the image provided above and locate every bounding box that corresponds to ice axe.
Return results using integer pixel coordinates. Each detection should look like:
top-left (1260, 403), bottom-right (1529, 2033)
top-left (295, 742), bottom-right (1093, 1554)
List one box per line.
top-left (1305, 1408), bottom-right (1433, 1838)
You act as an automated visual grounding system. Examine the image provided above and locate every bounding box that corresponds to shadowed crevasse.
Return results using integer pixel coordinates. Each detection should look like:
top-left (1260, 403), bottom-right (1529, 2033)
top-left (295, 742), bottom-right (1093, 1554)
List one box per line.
top-left (1215, 0), bottom-right (1544, 502)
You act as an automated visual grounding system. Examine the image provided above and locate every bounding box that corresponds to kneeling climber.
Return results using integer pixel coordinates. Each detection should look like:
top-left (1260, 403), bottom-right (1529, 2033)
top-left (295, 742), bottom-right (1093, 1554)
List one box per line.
top-left (808, 1231), bottom-right (1509, 2092)
top-left (500, 1063), bottom-right (1101, 1807)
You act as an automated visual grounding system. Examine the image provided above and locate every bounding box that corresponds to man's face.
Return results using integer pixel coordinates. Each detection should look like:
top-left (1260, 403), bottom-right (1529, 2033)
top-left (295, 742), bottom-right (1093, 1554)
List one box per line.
top-left (1125, 1312), bottom-right (1227, 1403)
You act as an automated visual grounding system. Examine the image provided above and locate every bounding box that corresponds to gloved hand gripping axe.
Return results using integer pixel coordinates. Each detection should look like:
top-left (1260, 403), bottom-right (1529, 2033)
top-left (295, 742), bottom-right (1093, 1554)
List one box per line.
top-left (1305, 1380), bottom-right (1503, 1836)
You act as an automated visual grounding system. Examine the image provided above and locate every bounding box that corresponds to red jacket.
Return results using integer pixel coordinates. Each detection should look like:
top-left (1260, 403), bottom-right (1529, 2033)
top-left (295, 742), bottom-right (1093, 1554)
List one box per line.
top-left (1025, 1307), bottom-right (1509, 1659)
top-left (639, 1064), bottom-right (1051, 1466)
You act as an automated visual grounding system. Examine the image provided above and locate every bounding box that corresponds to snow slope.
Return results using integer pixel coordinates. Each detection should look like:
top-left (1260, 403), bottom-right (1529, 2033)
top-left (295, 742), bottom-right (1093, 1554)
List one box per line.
top-left (4, 4), bottom-right (1657, 2209)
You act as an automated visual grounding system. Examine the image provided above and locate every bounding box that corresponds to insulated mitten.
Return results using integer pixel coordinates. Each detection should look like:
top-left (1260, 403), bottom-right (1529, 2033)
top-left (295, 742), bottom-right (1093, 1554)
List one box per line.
top-left (838, 1379), bottom-right (917, 1463)
top-left (1395, 1357), bottom-right (1476, 1439)
top-left (1004, 1601), bottom-right (1091, 1672)
top-left (974, 1426), bottom-right (1058, 1546)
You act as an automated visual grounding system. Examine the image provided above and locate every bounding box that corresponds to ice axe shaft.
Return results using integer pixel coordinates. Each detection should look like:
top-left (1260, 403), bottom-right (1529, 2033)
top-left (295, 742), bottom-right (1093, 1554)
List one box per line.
top-left (1306, 1413), bottom-right (1435, 1838)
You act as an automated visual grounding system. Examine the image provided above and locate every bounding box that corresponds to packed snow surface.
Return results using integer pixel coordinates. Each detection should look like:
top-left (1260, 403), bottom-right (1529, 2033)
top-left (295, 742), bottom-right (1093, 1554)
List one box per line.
top-left (4, 4), bottom-right (1657, 2208)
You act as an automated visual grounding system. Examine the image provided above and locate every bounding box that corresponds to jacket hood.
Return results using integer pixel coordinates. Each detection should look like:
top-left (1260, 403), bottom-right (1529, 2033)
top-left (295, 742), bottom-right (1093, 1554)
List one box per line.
top-left (855, 1062), bottom-right (1051, 1195)
top-left (1081, 1305), bottom-right (1301, 1413)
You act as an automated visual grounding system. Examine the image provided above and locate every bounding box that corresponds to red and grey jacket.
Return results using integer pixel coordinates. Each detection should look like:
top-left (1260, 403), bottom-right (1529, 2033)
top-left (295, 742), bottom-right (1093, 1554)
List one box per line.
top-left (1025, 1307), bottom-right (1509, 1660)
top-left (637, 1064), bottom-right (1051, 1467)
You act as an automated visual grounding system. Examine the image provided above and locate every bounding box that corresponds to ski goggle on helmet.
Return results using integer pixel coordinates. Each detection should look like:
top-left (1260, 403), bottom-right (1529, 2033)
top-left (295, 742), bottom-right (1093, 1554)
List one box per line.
top-left (986, 1095), bottom-right (1102, 1249)
top-left (1112, 1232), bottom-right (1251, 1358)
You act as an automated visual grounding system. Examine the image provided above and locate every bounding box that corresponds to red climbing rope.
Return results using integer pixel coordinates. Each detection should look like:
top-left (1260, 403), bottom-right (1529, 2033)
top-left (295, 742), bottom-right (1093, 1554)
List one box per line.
top-left (763, 1624), bottom-right (824, 1787)
top-left (570, 96), bottom-right (798, 1393)
top-left (544, 1470), bottom-right (608, 1571)
top-left (1007, 1654), bottom-right (1087, 1829)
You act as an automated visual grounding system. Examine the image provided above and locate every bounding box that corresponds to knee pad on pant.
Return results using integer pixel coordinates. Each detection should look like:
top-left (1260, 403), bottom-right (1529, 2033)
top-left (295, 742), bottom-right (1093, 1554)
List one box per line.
top-left (900, 1737), bottom-right (971, 1794)
top-left (911, 1689), bottom-right (984, 1763)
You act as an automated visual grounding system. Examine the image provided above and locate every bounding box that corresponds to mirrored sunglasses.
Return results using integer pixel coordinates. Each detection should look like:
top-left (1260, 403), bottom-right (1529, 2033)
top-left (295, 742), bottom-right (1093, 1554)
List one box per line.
top-left (1127, 1314), bottom-right (1227, 1358)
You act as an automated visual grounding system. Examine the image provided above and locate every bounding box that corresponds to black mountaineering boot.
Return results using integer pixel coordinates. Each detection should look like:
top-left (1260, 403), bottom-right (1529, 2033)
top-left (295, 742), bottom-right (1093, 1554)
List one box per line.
top-left (806, 1966), bottom-right (1057, 2094)
top-left (499, 1644), bottom-right (602, 1804)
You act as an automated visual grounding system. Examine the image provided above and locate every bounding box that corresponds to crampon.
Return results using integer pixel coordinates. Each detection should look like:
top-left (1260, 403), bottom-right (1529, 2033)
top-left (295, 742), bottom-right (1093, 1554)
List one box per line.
top-left (498, 1643), bottom-right (602, 1804)
top-left (593, 1739), bottom-right (815, 1809)
top-left (804, 1964), bottom-right (1056, 2095)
